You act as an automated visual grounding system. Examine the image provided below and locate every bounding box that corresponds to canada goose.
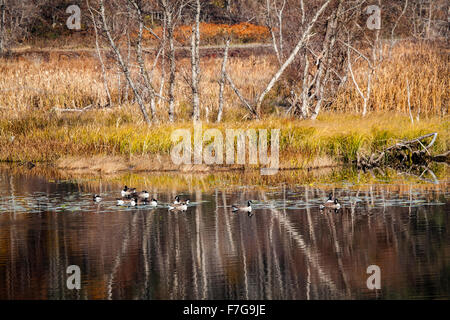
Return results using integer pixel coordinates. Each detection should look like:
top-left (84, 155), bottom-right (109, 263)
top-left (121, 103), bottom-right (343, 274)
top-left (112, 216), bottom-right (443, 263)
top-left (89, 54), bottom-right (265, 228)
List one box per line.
top-left (326, 193), bottom-right (334, 203)
top-left (93, 194), bottom-right (102, 202)
top-left (232, 200), bottom-right (252, 212)
top-left (116, 197), bottom-right (138, 206)
top-left (140, 198), bottom-right (157, 206)
top-left (121, 186), bottom-right (136, 198)
top-left (129, 197), bottom-right (138, 207)
top-left (133, 190), bottom-right (150, 199)
top-left (173, 195), bottom-right (181, 204)
top-left (169, 199), bottom-right (190, 211)
top-left (319, 193), bottom-right (334, 210)
top-left (320, 198), bottom-right (341, 210)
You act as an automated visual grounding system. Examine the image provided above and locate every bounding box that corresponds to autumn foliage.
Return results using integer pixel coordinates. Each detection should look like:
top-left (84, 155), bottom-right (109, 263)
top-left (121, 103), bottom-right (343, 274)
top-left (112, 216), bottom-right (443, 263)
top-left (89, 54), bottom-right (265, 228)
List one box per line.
top-left (147, 22), bottom-right (270, 45)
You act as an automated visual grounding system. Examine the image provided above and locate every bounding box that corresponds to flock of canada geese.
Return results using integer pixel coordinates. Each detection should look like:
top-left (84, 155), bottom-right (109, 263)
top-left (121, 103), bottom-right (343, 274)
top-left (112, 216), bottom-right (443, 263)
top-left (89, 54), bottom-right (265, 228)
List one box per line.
top-left (93, 186), bottom-right (341, 214)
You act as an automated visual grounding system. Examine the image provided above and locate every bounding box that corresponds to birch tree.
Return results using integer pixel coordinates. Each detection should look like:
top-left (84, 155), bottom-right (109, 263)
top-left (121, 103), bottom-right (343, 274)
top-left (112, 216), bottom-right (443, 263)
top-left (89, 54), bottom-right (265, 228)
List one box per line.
top-left (341, 0), bottom-right (383, 117)
top-left (191, 0), bottom-right (201, 121)
top-left (97, 0), bottom-right (152, 124)
top-left (265, 0), bottom-right (287, 65)
top-left (159, 0), bottom-right (190, 122)
top-left (309, 0), bottom-right (344, 119)
top-left (216, 38), bottom-right (230, 122)
top-left (88, 0), bottom-right (171, 123)
top-left (255, 0), bottom-right (332, 116)
top-left (129, 0), bottom-right (163, 120)
top-left (87, 0), bottom-right (112, 107)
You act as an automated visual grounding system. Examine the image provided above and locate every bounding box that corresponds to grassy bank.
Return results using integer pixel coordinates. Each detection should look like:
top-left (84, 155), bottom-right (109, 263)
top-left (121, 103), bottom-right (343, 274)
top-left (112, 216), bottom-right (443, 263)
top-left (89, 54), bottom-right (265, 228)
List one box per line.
top-left (0, 112), bottom-right (448, 173)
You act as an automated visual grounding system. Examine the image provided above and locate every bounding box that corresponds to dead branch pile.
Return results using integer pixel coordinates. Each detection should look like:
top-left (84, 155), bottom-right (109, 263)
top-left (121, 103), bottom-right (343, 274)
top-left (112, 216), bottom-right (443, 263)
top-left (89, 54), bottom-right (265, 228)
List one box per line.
top-left (356, 132), bottom-right (449, 169)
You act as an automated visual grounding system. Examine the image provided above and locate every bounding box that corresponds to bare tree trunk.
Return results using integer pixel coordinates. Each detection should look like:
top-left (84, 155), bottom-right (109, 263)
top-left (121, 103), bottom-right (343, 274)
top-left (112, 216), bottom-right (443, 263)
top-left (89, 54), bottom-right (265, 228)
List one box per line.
top-left (346, 42), bottom-right (372, 117)
top-left (300, 57), bottom-right (310, 117)
top-left (426, 0), bottom-right (433, 39)
top-left (276, 0), bottom-right (286, 60)
top-left (117, 72), bottom-right (122, 105)
top-left (87, 0), bottom-right (112, 107)
top-left (255, 0), bottom-right (332, 115)
top-left (159, 15), bottom-right (167, 108)
top-left (98, 0), bottom-right (151, 124)
top-left (167, 12), bottom-right (176, 122)
top-left (191, 0), bottom-right (201, 121)
top-left (362, 15), bottom-right (382, 117)
top-left (299, 0), bottom-right (305, 24)
top-left (344, 23), bottom-right (379, 118)
top-left (266, 0), bottom-right (282, 65)
top-left (406, 78), bottom-right (414, 124)
top-left (310, 0), bottom-right (343, 120)
top-left (216, 38), bottom-right (230, 123)
top-left (225, 0), bottom-right (231, 14)
top-left (225, 72), bottom-right (258, 117)
top-left (130, 0), bottom-right (158, 120)
top-left (389, 0), bottom-right (409, 58)
top-left (363, 68), bottom-right (373, 117)
top-left (124, 29), bottom-right (131, 102)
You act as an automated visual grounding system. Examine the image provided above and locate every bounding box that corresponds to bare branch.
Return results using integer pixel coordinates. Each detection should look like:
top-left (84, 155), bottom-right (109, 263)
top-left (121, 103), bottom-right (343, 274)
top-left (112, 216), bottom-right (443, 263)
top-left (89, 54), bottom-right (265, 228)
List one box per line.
top-left (98, 0), bottom-right (151, 124)
top-left (255, 0), bottom-right (332, 114)
top-left (225, 72), bottom-right (258, 118)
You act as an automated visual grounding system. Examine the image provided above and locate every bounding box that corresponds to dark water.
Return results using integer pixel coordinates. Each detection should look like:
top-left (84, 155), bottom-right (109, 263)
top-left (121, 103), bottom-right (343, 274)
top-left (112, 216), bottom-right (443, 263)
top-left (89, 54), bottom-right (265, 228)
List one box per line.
top-left (0, 168), bottom-right (449, 300)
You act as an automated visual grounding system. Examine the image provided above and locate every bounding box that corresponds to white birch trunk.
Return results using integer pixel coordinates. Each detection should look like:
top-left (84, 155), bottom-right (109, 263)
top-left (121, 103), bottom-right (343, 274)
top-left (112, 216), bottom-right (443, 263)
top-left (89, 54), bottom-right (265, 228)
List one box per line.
top-left (99, 0), bottom-right (151, 124)
top-left (191, 0), bottom-right (201, 121)
top-left (216, 38), bottom-right (230, 123)
top-left (255, 0), bottom-right (332, 114)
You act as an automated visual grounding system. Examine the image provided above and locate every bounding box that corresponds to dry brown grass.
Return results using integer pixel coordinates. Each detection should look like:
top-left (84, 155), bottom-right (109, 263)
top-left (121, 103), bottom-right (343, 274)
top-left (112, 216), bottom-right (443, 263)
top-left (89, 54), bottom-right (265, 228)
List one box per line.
top-left (0, 51), bottom-right (275, 122)
top-left (335, 41), bottom-right (448, 115)
top-left (0, 41), bottom-right (446, 121)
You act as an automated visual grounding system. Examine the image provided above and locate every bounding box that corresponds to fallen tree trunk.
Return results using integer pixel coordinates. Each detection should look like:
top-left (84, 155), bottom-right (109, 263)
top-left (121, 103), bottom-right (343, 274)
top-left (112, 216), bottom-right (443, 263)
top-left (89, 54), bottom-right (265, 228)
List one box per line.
top-left (356, 133), bottom-right (449, 169)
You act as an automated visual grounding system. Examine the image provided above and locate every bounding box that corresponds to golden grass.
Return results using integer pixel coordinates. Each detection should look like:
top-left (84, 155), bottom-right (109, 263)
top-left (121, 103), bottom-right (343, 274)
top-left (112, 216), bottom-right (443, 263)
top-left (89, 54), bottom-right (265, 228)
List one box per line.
top-left (0, 111), bottom-right (448, 172)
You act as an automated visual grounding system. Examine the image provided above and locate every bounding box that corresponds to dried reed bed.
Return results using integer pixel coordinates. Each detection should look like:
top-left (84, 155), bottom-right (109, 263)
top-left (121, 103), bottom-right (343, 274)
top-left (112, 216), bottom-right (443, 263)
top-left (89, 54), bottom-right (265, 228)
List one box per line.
top-left (0, 41), bottom-right (446, 119)
top-left (335, 41), bottom-right (448, 115)
top-left (0, 41), bottom-right (447, 170)
top-left (0, 50), bottom-right (275, 121)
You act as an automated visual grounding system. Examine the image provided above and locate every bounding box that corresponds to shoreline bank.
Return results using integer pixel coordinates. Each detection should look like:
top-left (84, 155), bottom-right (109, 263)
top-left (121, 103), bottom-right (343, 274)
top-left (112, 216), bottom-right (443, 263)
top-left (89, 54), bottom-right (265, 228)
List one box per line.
top-left (1, 161), bottom-right (448, 192)
top-left (1, 114), bottom-right (448, 170)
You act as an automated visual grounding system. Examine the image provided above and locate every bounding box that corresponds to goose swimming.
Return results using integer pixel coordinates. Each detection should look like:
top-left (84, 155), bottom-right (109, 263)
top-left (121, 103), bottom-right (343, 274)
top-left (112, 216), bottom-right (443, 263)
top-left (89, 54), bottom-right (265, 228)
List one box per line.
top-left (232, 200), bottom-right (252, 213)
top-left (169, 199), bottom-right (189, 211)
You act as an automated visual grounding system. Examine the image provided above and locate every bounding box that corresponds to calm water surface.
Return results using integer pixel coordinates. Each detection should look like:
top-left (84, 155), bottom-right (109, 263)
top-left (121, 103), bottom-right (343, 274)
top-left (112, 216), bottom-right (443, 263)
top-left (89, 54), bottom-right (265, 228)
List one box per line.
top-left (0, 167), bottom-right (449, 299)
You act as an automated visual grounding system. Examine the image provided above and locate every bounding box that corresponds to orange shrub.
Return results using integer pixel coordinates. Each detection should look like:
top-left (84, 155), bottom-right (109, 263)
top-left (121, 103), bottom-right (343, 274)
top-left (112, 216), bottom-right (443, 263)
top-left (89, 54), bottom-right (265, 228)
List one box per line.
top-left (145, 22), bottom-right (269, 45)
top-left (229, 22), bottom-right (269, 43)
